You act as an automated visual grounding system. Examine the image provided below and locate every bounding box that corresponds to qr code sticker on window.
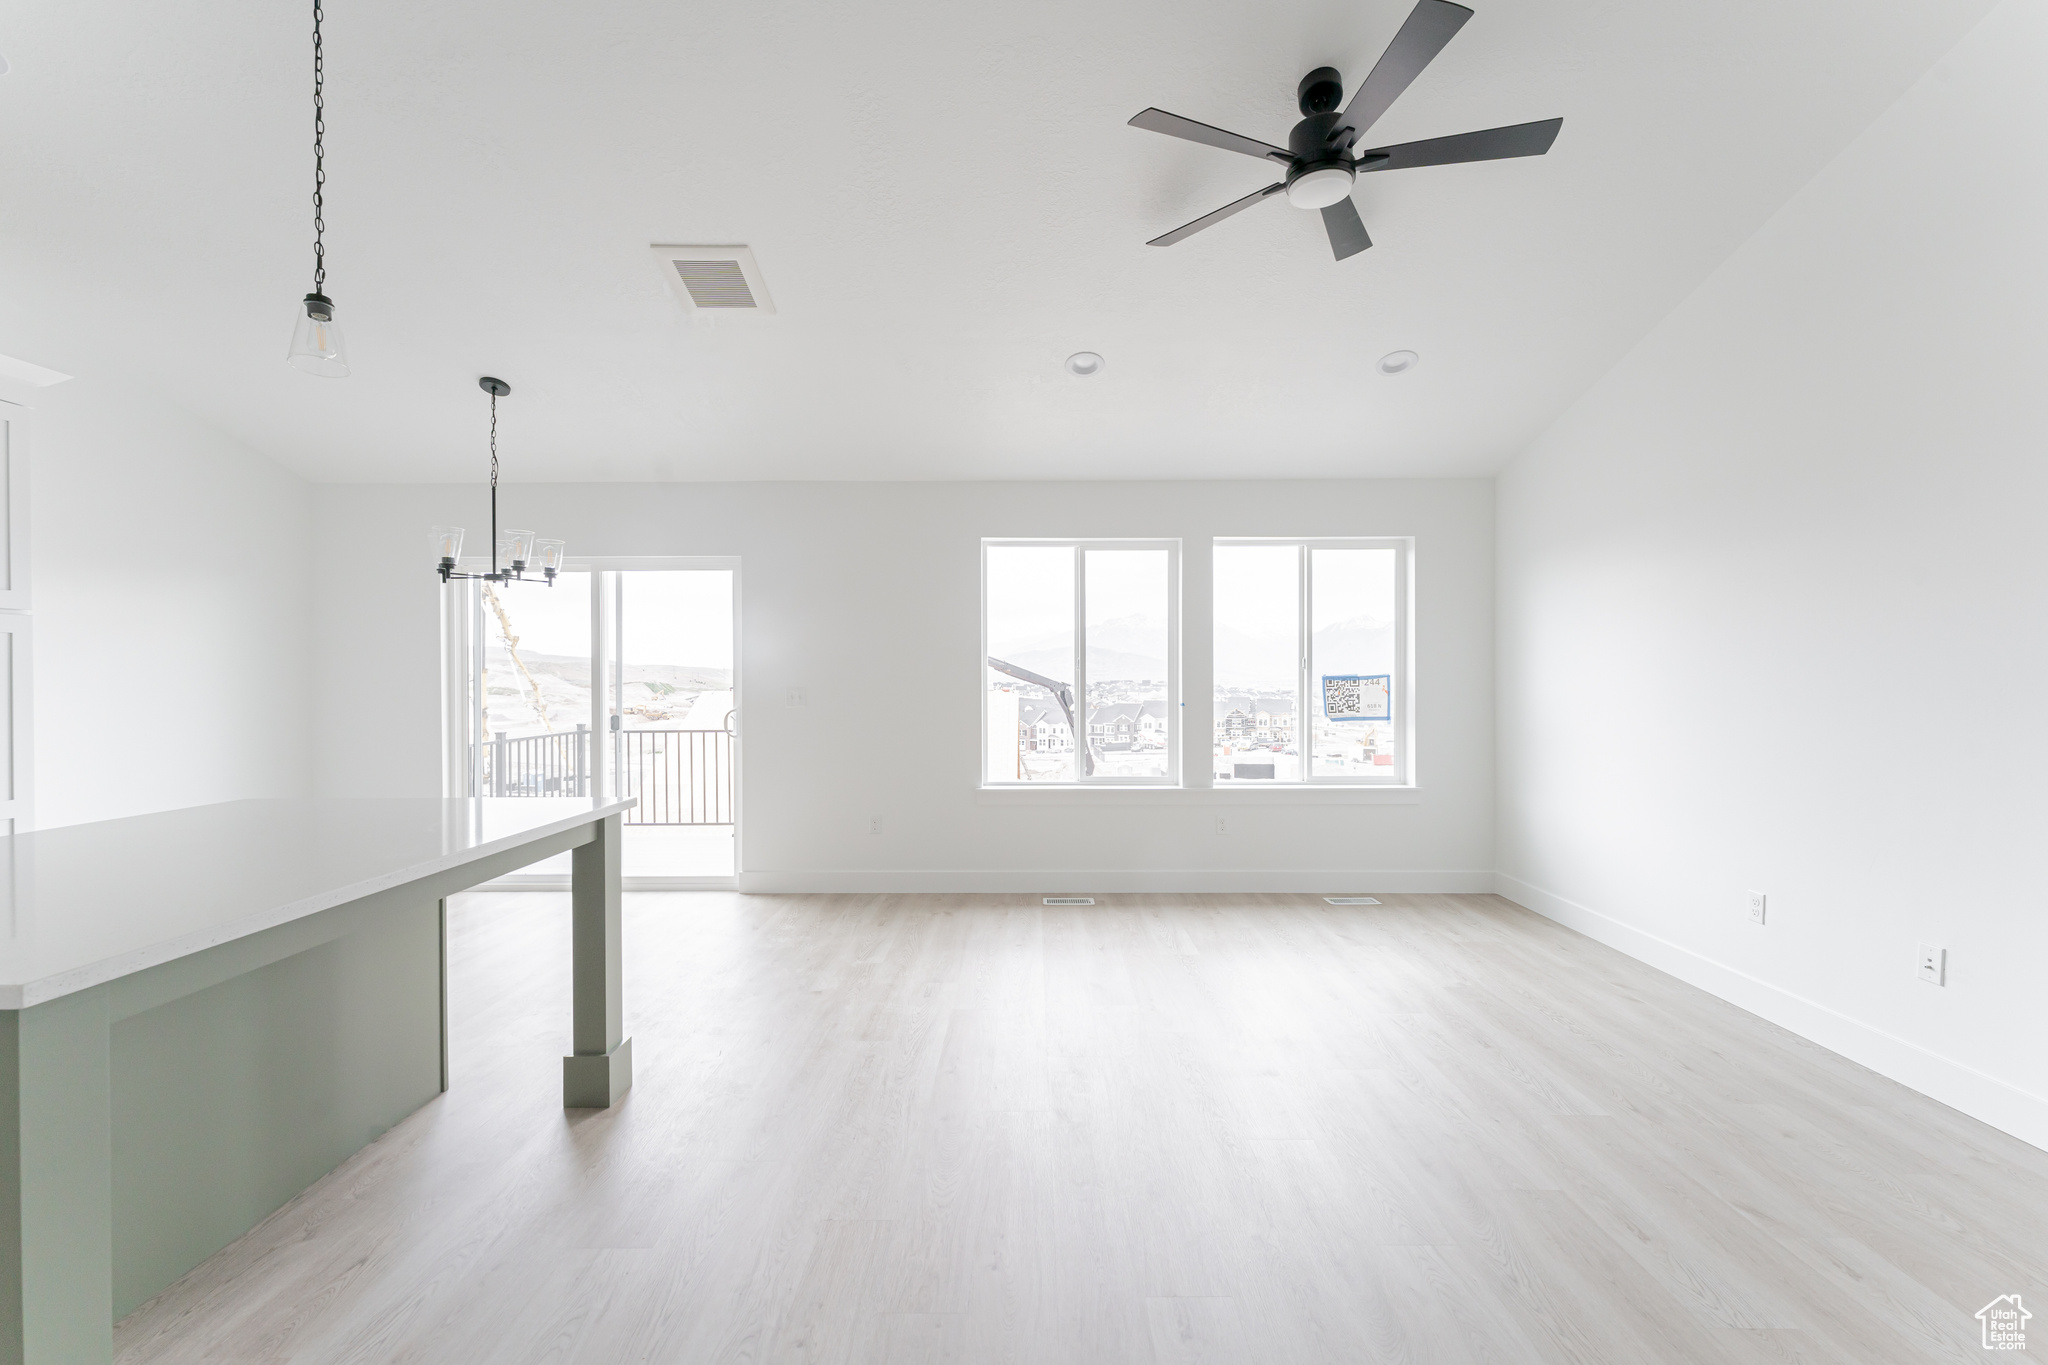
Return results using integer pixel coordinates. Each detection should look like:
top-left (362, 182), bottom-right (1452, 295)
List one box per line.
top-left (1323, 674), bottom-right (1389, 721)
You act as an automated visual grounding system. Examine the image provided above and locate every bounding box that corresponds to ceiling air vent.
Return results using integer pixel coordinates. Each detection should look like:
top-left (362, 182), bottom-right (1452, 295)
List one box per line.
top-left (651, 244), bottom-right (776, 314)
top-left (1044, 897), bottom-right (1095, 906)
top-left (1324, 896), bottom-right (1381, 905)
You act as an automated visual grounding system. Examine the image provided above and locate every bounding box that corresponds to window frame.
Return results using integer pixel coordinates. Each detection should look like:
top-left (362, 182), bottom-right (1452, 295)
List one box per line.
top-left (981, 538), bottom-right (1182, 788)
top-left (1213, 536), bottom-right (1411, 788)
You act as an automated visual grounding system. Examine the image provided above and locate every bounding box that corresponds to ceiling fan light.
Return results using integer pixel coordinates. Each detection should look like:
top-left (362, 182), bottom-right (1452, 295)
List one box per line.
top-left (1286, 166), bottom-right (1355, 210)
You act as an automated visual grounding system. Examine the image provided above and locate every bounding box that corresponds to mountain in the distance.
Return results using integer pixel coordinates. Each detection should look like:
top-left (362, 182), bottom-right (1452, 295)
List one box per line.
top-left (1214, 623), bottom-right (1295, 686)
top-left (489, 650), bottom-right (732, 692)
top-left (1000, 647), bottom-right (1167, 685)
top-left (996, 613), bottom-right (1388, 688)
top-left (1311, 616), bottom-right (1394, 676)
top-left (1214, 615), bottom-right (1393, 687)
top-left (995, 614), bottom-right (1168, 685)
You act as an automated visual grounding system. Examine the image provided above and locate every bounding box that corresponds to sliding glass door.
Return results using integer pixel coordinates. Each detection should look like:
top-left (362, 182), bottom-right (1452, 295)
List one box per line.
top-left (597, 568), bottom-right (736, 879)
top-left (448, 561), bottom-right (739, 884)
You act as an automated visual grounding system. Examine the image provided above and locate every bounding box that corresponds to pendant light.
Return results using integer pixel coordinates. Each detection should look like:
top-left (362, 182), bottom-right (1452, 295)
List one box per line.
top-left (434, 379), bottom-right (565, 585)
top-left (287, 0), bottom-right (349, 376)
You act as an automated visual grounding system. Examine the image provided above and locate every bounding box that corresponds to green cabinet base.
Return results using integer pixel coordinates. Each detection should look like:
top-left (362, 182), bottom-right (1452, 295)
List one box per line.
top-left (110, 896), bottom-right (442, 1318)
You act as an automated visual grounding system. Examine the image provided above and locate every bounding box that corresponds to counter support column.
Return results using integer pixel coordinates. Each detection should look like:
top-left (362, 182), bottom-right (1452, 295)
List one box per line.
top-left (562, 813), bottom-right (630, 1107)
top-left (0, 987), bottom-right (114, 1365)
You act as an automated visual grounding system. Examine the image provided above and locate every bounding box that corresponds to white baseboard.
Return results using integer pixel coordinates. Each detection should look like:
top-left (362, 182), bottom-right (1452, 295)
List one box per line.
top-left (1493, 872), bottom-right (2048, 1153)
top-left (732, 868), bottom-right (1495, 894)
top-left (479, 869), bottom-right (1490, 895)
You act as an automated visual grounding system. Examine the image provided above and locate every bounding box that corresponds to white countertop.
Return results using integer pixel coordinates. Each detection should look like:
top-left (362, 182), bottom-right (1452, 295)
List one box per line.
top-left (0, 797), bottom-right (634, 1009)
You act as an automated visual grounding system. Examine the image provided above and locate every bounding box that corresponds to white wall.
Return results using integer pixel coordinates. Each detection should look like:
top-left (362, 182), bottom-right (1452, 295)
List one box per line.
top-left (315, 478), bottom-right (1494, 891)
top-left (23, 376), bottom-right (315, 827)
top-left (1495, 0), bottom-right (2048, 1148)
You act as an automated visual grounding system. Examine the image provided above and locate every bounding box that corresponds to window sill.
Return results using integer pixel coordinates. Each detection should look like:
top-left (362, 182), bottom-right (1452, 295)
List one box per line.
top-left (975, 785), bottom-right (1421, 806)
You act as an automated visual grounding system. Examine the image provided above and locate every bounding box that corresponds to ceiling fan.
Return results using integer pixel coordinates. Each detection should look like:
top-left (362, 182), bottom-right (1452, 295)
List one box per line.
top-left (1129, 0), bottom-right (1561, 261)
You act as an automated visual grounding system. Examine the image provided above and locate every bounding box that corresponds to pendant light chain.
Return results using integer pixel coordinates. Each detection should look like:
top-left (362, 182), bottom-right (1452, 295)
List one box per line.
top-left (311, 0), bottom-right (327, 294)
top-left (286, 0), bottom-right (347, 374)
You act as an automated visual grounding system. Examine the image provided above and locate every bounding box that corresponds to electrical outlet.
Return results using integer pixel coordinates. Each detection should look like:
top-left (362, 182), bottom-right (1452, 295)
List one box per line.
top-left (1215, 816), bottom-right (1228, 835)
top-left (785, 687), bottom-right (807, 708)
top-left (1746, 890), bottom-right (1766, 924)
top-left (868, 816), bottom-right (880, 835)
top-left (1917, 944), bottom-right (1945, 986)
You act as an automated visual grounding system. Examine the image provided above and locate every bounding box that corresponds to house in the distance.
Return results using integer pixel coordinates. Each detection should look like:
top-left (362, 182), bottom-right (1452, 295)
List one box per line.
top-left (1018, 701), bottom-right (1073, 753)
top-left (1088, 700), bottom-right (1167, 750)
top-left (1215, 695), bottom-right (1253, 743)
top-left (1253, 696), bottom-right (1294, 743)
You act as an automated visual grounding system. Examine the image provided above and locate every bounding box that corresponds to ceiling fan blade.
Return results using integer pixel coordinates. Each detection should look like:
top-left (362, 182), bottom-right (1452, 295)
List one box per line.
top-left (1147, 183), bottom-right (1286, 247)
top-left (1335, 0), bottom-right (1473, 146)
top-left (1129, 108), bottom-right (1293, 164)
top-left (1320, 197), bottom-right (1373, 260)
top-left (1355, 117), bottom-right (1562, 171)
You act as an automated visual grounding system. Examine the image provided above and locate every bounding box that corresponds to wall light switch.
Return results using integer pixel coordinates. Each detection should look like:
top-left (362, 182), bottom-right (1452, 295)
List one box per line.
top-left (785, 687), bottom-right (807, 708)
top-left (1747, 890), bottom-right (1766, 924)
top-left (1917, 944), bottom-right (1945, 986)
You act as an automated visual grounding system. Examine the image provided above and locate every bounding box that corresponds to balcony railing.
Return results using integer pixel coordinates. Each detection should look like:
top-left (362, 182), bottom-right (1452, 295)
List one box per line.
top-left (478, 725), bottom-right (734, 826)
top-left (481, 727), bottom-right (589, 800)
top-left (615, 728), bottom-right (734, 825)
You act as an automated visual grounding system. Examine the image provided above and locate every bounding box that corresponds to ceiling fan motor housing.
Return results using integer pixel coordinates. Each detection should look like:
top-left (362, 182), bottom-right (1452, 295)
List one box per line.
top-left (1285, 111), bottom-right (1358, 208)
top-left (1289, 110), bottom-right (1356, 160)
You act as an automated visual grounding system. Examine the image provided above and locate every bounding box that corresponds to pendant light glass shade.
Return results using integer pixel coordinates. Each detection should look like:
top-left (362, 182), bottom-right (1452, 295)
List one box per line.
top-left (431, 525), bottom-right (465, 564)
top-left (534, 539), bottom-right (567, 574)
top-left (498, 528), bottom-right (538, 568)
top-left (288, 293), bottom-right (350, 377)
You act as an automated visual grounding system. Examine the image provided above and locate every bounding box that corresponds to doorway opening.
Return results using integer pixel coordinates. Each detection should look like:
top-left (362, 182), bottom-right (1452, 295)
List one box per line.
top-left (445, 561), bottom-right (739, 886)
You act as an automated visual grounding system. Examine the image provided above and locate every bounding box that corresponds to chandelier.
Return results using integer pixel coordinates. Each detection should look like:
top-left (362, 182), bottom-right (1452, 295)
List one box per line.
top-left (433, 378), bottom-right (564, 585)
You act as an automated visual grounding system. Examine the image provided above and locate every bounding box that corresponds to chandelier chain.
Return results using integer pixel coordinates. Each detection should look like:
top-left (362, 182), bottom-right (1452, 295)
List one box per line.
top-left (311, 0), bottom-right (327, 293)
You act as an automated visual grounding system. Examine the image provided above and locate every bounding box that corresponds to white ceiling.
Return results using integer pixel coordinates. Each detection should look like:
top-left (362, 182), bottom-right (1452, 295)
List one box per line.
top-left (0, 0), bottom-right (1994, 483)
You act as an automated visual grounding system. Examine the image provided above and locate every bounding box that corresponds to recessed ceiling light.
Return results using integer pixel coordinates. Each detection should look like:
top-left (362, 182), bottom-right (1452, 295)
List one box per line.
top-left (1066, 352), bottom-right (1104, 377)
top-left (1377, 350), bottom-right (1419, 375)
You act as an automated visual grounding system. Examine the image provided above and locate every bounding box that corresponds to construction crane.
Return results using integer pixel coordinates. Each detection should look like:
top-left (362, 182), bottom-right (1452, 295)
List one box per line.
top-left (986, 656), bottom-right (1097, 777)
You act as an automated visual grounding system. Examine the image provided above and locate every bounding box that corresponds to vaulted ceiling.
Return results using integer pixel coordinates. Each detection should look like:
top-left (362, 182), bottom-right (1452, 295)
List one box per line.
top-left (0, 0), bottom-right (1995, 482)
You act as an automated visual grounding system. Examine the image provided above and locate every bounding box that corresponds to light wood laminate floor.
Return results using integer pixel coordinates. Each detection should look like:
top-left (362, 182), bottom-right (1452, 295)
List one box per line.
top-left (116, 892), bottom-right (2047, 1364)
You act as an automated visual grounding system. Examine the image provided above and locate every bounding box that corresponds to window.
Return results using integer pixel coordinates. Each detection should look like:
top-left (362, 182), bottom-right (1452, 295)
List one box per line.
top-left (983, 540), bottom-right (1179, 785)
top-left (1213, 538), bottom-right (1408, 785)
